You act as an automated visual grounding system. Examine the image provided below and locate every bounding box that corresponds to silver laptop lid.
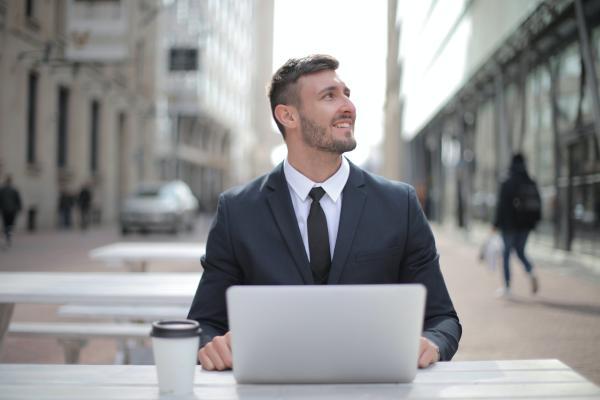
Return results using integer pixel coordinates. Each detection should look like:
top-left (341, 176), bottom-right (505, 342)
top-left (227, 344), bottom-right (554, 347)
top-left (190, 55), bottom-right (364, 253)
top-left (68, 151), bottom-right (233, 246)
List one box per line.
top-left (226, 284), bottom-right (426, 384)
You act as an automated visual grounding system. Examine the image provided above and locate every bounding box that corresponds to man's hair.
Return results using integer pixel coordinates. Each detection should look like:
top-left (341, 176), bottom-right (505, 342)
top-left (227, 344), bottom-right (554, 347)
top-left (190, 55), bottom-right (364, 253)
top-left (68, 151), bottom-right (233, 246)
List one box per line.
top-left (267, 54), bottom-right (339, 137)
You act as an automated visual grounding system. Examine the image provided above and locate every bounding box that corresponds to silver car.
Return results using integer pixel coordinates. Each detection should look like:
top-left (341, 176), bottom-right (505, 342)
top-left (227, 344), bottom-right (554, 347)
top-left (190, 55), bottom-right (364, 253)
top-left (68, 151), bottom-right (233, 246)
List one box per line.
top-left (120, 181), bottom-right (199, 235)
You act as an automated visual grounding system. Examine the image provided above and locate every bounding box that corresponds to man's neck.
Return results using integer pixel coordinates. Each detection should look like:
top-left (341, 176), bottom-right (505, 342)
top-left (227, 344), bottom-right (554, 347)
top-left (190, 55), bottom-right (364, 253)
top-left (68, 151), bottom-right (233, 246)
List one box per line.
top-left (287, 151), bottom-right (343, 183)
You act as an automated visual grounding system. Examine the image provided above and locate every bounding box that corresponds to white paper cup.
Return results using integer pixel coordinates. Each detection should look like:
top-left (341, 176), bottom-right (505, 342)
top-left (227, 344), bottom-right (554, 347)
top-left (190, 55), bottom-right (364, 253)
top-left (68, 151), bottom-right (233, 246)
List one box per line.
top-left (151, 319), bottom-right (201, 396)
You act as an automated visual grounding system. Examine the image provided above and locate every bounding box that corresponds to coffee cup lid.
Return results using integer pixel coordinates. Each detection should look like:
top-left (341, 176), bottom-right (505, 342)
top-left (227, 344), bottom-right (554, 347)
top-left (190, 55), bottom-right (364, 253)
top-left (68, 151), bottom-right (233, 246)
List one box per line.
top-left (150, 319), bottom-right (202, 338)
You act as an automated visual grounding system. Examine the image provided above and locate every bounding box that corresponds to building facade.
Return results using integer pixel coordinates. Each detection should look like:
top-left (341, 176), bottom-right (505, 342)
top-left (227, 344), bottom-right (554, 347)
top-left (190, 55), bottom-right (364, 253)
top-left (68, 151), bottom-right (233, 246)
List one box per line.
top-left (0, 0), bottom-right (162, 229)
top-left (0, 0), bottom-right (276, 228)
top-left (392, 0), bottom-right (600, 256)
top-left (156, 0), bottom-right (275, 212)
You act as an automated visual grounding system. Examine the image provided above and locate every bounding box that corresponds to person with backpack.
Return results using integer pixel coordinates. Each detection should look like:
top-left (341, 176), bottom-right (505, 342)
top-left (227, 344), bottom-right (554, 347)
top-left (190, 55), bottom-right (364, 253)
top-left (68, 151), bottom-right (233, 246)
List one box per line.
top-left (493, 153), bottom-right (542, 297)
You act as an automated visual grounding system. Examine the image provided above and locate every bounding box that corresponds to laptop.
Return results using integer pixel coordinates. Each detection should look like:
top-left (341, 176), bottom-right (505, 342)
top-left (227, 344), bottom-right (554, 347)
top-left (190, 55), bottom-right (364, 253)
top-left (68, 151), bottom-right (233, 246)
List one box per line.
top-left (226, 284), bottom-right (426, 384)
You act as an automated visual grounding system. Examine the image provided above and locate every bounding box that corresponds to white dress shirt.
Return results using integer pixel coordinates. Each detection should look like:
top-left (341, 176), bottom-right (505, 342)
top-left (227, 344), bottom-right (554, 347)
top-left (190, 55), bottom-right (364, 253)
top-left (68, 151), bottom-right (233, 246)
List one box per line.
top-left (283, 157), bottom-right (350, 261)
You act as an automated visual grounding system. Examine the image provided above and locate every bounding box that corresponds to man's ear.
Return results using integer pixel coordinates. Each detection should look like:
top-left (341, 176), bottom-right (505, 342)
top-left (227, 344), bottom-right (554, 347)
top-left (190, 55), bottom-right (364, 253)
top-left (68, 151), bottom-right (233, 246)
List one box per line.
top-left (274, 104), bottom-right (298, 130)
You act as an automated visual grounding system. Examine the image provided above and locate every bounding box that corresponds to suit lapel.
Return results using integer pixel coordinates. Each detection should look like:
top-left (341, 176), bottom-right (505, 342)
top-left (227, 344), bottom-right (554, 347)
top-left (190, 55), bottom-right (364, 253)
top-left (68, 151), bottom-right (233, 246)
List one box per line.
top-left (265, 164), bottom-right (314, 284)
top-left (328, 162), bottom-right (367, 284)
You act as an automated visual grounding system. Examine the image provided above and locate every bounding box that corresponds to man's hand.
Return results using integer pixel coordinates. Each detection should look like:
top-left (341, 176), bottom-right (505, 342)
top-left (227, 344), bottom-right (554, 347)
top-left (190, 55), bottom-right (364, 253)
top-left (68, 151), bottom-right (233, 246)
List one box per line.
top-left (198, 332), bottom-right (233, 371)
top-left (418, 337), bottom-right (440, 368)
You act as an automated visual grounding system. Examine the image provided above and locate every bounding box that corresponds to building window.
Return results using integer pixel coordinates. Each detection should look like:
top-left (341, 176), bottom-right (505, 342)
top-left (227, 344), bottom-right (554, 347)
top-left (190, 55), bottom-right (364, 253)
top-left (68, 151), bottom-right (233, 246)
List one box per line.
top-left (523, 66), bottom-right (555, 237)
top-left (24, 0), bottom-right (40, 29)
top-left (90, 100), bottom-right (100, 173)
top-left (505, 83), bottom-right (524, 152)
top-left (54, 0), bottom-right (66, 37)
top-left (169, 48), bottom-right (198, 72)
top-left (524, 66), bottom-right (554, 186)
top-left (555, 42), bottom-right (589, 133)
top-left (26, 71), bottom-right (38, 164)
top-left (135, 40), bottom-right (145, 90)
top-left (25, 0), bottom-right (34, 18)
top-left (57, 86), bottom-right (70, 168)
top-left (472, 100), bottom-right (496, 223)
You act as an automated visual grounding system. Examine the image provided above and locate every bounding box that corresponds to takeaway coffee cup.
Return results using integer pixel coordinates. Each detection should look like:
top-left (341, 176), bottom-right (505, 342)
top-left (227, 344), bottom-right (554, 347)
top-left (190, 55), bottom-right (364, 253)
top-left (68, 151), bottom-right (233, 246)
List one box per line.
top-left (151, 319), bottom-right (201, 396)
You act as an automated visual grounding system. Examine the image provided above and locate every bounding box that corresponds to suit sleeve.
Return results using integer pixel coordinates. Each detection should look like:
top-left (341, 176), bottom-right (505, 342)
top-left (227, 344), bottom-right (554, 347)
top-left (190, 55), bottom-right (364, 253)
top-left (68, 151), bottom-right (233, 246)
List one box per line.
top-left (400, 186), bottom-right (462, 361)
top-left (187, 194), bottom-right (244, 347)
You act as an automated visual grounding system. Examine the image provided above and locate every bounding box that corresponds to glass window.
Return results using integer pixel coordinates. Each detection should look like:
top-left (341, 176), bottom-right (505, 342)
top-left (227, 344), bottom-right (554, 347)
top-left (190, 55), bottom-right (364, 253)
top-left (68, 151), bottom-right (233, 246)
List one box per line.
top-left (580, 73), bottom-right (594, 127)
top-left (587, 24), bottom-right (600, 126)
top-left (505, 83), bottom-right (523, 152)
top-left (57, 86), bottom-right (69, 168)
top-left (169, 48), bottom-right (199, 72)
top-left (90, 100), bottom-right (100, 173)
top-left (522, 66), bottom-right (556, 237)
top-left (555, 42), bottom-right (592, 132)
top-left (570, 134), bottom-right (600, 176)
top-left (135, 40), bottom-right (145, 90)
top-left (26, 71), bottom-right (38, 164)
top-left (595, 24), bottom-right (600, 78)
top-left (54, 0), bottom-right (66, 37)
top-left (137, 188), bottom-right (160, 197)
top-left (571, 180), bottom-right (600, 256)
top-left (25, 0), bottom-right (35, 18)
top-left (523, 67), bottom-right (555, 185)
top-left (472, 100), bottom-right (497, 222)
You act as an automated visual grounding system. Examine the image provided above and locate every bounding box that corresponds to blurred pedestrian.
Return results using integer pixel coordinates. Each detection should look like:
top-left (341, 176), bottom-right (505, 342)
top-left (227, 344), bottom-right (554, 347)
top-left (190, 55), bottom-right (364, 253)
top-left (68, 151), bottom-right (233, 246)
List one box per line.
top-left (77, 183), bottom-right (92, 230)
top-left (58, 188), bottom-right (74, 229)
top-left (0, 175), bottom-right (23, 247)
top-left (493, 153), bottom-right (542, 297)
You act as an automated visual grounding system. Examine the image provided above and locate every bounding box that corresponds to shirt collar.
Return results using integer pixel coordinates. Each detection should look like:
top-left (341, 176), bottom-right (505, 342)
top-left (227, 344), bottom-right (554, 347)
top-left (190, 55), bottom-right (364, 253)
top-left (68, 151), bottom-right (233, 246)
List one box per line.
top-left (283, 157), bottom-right (350, 203)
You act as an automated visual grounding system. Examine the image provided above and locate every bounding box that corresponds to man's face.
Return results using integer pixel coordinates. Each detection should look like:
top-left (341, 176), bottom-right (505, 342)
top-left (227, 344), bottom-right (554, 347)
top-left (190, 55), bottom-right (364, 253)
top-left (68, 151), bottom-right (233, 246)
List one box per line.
top-left (295, 69), bottom-right (357, 154)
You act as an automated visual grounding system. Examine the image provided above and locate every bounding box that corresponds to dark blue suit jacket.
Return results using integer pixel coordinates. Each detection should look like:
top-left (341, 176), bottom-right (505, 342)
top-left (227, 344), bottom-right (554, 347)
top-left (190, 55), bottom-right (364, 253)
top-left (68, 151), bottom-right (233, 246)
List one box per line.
top-left (188, 161), bottom-right (461, 360)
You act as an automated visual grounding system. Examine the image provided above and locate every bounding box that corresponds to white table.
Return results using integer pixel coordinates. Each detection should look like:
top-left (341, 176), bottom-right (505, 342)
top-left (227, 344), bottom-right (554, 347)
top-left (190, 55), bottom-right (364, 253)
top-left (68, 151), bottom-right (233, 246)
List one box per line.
top-left (89, 242), bottom-right (206, 272)
top-left (0, 272), bottom-right (200, 348)
top-left (0, 360), bottom-right (598, 399)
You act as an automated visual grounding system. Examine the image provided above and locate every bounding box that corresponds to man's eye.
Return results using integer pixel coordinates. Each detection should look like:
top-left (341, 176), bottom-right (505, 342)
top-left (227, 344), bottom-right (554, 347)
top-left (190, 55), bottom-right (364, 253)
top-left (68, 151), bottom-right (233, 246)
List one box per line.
top-left (323, 93), bottom-right (334, 99)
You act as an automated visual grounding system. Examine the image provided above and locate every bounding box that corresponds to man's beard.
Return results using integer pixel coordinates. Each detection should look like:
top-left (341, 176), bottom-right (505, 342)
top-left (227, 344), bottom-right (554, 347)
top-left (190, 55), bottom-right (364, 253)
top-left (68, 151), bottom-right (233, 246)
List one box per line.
top-left (299, 114), bottom-right (357, 154)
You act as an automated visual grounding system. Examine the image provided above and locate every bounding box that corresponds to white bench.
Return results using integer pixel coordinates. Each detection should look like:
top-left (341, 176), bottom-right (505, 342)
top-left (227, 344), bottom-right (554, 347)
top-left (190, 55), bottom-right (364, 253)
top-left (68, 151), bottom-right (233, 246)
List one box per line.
top-left (55, 304), bottom-right (191, 364)
top-left (57, 304), bottom-right (190, 322)
top-left (8, 322), bottom-right (150, 364)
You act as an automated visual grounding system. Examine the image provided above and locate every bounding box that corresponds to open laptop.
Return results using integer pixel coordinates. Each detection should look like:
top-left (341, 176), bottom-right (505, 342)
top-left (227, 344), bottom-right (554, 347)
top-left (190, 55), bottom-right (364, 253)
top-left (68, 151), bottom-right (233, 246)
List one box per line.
top-left (226, 284), bottom-right (426, 384)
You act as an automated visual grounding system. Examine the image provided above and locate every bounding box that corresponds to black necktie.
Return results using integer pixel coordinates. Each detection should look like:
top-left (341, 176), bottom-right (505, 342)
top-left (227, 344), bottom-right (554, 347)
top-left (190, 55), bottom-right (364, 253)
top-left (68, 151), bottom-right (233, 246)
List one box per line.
top-left (308, 187), bottom-right (331, 284)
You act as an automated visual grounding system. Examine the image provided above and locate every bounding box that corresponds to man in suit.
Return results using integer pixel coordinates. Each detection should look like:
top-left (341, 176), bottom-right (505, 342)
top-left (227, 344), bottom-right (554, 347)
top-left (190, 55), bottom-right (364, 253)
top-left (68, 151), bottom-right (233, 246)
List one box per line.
top-left (188, 54), bottom-right (461, 371)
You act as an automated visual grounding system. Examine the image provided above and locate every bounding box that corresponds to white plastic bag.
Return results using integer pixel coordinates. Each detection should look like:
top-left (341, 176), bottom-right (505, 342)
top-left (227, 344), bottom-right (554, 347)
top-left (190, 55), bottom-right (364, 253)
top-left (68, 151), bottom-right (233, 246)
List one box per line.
top-left (479, 233), bottom-right (504, 271)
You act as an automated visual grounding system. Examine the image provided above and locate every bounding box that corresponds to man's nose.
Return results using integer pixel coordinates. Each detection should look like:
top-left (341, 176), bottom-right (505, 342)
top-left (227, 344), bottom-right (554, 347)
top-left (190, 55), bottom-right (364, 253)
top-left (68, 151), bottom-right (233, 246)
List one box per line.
top-left (340, 96), bottom-right (356, 117)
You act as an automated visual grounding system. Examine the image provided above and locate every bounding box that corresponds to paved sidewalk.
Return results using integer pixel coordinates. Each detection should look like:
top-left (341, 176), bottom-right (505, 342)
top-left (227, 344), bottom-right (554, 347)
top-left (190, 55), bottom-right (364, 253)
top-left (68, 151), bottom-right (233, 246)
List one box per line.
top-left (432, 225), bottom-right (600, 385)
top-left (0, 217), bottom-right (598, 384)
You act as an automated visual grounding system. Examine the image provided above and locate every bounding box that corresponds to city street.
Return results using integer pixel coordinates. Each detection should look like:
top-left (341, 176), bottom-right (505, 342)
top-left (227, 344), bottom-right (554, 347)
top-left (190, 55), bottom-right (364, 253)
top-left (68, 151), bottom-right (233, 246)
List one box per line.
top-left (0, 216), bottom-right (599, 385)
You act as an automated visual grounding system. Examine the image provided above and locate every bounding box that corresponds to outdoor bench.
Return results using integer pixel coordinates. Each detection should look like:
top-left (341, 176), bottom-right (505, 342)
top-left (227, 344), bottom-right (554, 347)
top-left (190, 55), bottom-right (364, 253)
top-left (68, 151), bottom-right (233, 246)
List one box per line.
top-left (8, 322), bottom-right (150, 364)
top-left (57, 304), bottom-right (190, 321)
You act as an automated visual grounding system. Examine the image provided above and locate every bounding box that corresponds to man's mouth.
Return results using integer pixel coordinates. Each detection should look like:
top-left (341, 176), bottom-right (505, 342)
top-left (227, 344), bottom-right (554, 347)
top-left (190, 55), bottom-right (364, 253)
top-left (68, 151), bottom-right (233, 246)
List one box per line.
top-left (332, 119), bottom-right (354, 129)
top-left (334, 122), bottom-right (351, 128)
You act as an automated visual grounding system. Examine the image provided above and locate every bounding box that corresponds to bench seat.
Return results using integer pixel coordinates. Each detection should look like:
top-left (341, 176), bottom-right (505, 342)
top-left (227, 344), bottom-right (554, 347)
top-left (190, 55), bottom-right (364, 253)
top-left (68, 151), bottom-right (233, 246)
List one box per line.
top-left (57, 305), bottom-right (190, 321)
top-left (8, 322), bottom-right (151, 364)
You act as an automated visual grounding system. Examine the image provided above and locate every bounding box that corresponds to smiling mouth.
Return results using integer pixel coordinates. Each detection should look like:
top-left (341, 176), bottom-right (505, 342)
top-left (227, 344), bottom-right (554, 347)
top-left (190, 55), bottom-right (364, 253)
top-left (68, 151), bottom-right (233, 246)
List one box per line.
top-left (333, 120), bottom-right (353, 129)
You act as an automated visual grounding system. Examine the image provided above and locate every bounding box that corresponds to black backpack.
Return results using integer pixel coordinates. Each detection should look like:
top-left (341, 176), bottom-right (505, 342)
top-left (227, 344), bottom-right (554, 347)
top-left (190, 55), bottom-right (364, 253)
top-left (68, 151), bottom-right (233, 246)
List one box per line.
top-left (512, 180), bottom-right (542, 229)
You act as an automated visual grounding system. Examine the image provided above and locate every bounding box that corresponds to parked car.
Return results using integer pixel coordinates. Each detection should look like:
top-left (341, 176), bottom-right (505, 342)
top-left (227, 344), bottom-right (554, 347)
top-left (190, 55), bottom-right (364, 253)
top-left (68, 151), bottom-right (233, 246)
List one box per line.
top-left (120, 181), bottom-right (198, 235)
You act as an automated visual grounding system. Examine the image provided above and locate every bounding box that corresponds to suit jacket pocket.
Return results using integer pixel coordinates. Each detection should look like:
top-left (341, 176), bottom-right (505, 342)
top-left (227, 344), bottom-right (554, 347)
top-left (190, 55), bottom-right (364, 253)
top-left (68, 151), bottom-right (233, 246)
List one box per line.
top-left (346, 245), bottom-right (404, 283)
top-left (354, 246), bottom-right (403, 263)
